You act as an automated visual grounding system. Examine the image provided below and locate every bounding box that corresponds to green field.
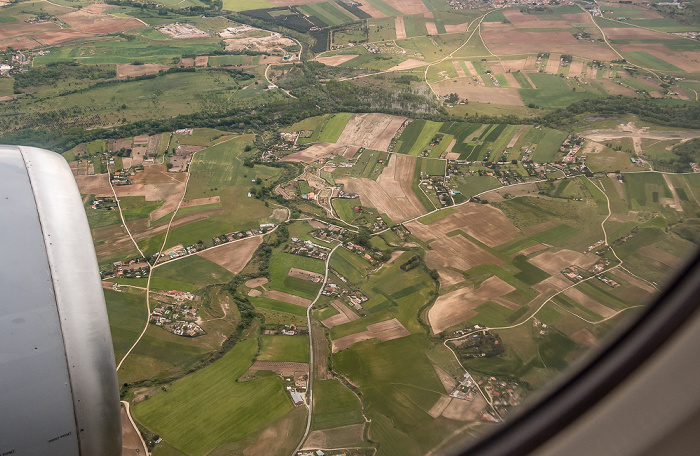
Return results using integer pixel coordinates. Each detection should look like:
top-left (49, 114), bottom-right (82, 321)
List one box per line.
top-left (298, 2), bottom-right (353, 26)
top-left (250, 296), bottom-right (309, 317)
top-left (622, 52), bottom-right (684, 72)
top-left (269, 252), bottom-right (325, 299)
top-left (520, 73), bottom-right (600, 109)
top-left (151, 255), bottom-right (234, 292)
top-left (259, 335), bottom-right (310, 363)
top-left (133, 339), bottom-right (293, 456)
top-left (318, 113), bottom-right (354, 143)
top-left (311, 379), bottom-right (365, 430)
top-left (208, 55), bottom-right (246, 66)
top-left (105, 288), bottom-right (147, 364)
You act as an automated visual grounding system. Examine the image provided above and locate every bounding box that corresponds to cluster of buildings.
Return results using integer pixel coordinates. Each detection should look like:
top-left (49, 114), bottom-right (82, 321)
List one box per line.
top-left (103, 258), bottom-right (150, 279)
top-left (586, 240), bottom-right (605, 253)
top-left (288, 238), bottom-right (330, 260)
top-left (310, 225), bottom-right (346, 244)
top-left (480, 375), bottom-right (523, 417)
top-left (560, 137), bottom-right (584, 163)
top-left (213, 224), bottom-right (272, 246)
top-left (110, 170), bottom-right (133, 186)
top-left (280, 131), bottom-right (299, 143)
top-left (598, 275), bottom-right (620, 288)
top-left (150, 302), bottom-right (205, 337)
top-left (90, 197), bottom-right (117, 211)
top-left (345, 241), bottom-right (384, 265)
top-left (450, 372), bottom-right (479, 401)
top-left (561, 266), bottom-right (585, 283)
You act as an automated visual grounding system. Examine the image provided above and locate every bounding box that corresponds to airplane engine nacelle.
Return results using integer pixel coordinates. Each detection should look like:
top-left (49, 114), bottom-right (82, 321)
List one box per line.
top-left (0, 146), bottom-right (121, 455)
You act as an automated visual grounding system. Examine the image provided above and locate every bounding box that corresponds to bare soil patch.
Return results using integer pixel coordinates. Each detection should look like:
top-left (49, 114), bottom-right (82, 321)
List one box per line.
top-left (264, 290), bottom-right (312, 307)
top-left (568, 60), bottom-right (584, 78)
top-left (197, 236), bottom-right (262, 274)
top-left (0, 21), bottom-right (57, 40)
top-left (453, 60), bottom-right (466, 78)
top-left (502, 72), bottom-right (521, 88)
top-left (116, 63), bottom-right (169, 79)
top-left (481, 23), bottom-right (618, 60)
top-left (35, 29), bottom-right (90, 45)
top-left (281, 142), bottom-right (348, 162)
top-left (504, 9), bottom-right (571, 29)
top-left (426, 21), bottom-right (438, 35)
top-left (248, 289), bottom-right (263, 297)
top-left (395, 16), bottom-right (407, 40)
top-left (225, 33), bottom-right (295, 54)
top-left (416, 203), bottom-right (519, 247)
top-left (386, 58), bottom-right (428, 72)
top-left (432, 81), bottom-right (524, 106)
top-left (563, 287), bottom-right (616, 319)
top-left (446, 152), bottom-right (461, 160)
top-left (303, 424), bottom-right (365, 450)
top-left (84, 4), bottom-right (119, 13)
top-left (545, 53), bottom-right (561, 74)
top-left (358, 1), bottom-right (386, 18)
top-left (601, 79), bottom-right (637, 97)
top-left (331, 318), bottom-right (409, 352)
top-left (445, 23), bottom-right (469, 33)
top-left (194, 55), bottom-right (208, 67)
top-left (571, 328), bottom-right (599, 348)
top-left (288, 267), bottom-right (324, 282)
top-left (249, 361), bottom-right (309, 376)
top-left (441, 395), bottom-right (487, 421)
top-left (604, 27), bottom-right (671, 40)
top-left (433, 364), bottom-right (457, 393)
top-left (59, 10), bottom-right (143, 34)
top-left (529, 249), bottom-right (599, 274)
top-left (640, 246), bottom-right (682, 268)
top-left (75, 173), bottom-right (111, 196)
top-left (0, 36), bottom-right (40, 50)
top-left (317, 54), bottom-right (359, 66)
top-left (337, 154), bottom-right (425, 223)
top-left (246, 277), bottom-right (269, 288)
top-left (516, 243), bottom-right (548, 256)
top-left (337, 113), bottom-right (406, 151)
top-left (121, 408), bottom-right (147, 456)
top-left (428, 395), bottom-right (452, 418)
top-left (180, 196), bottom-right (220, 208)
top-left (428, 276), bottom-right (516, 333)
top-left (384, 0), bottom-right (428, 14)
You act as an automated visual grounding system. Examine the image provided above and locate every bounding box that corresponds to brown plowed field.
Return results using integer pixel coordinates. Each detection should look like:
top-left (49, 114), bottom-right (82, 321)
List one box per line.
top-left (445, 23), bottom-right (469, 33)
top-left (502, 72), bottom-right (521, 88)
top-left (571, 328), bottom-right (598, 347)
top-left (564, 287), bottom-right (616, 319)
top-left (332, 318), bottom-right (409, 352)
top-left (121, 408), bottom-right (147, 456)
top-left (75, 173), bottom-right (112, 195)
top-left (117, 64), bottom-right (169, 79)
top-left (288, 267), bottom-right (324, 281)
top-left (414, 203), bottom-right (519, 247)
top-left (0, 36), bottom-right (40, 50)
top-left (358, 1), bottom-right (386, 18)
top-left (316, 54), bottom-right (359, 66)
top-left (499, 58), bottom-right (527, 72)
top-left (481, 23), bottom-right (618, 60)
top-left (303, 424), bottom-right (365, 450)
top-left (568, 60), bottom-right (584, 78)
top-left (441, 396), bottom-right (487, 421)
top-left (197, 236), bottom-right (262, 274)
top-left (562, 13), bottom-right (592, 23)
top-left (246, 277), bottom-right (269, 288)
top-left (281, 142), bottom-right (348, 162)
top-left (35, 29), bottom-right (90, 45)
top-left (264, 290), bottom-right (312, 307)
top-left (395, 16), bottom-right (407, 40)
top-left (426, 21), bottom-right (438, 35)
top-left (432, 82), bottom-right (524, 106)
top-left (428, 396), bottom-right (452, 418)
top-left (59, 11), bottom-right (143, 34)
top-left (384, 0), bottom-right (428, 14)
top-left (504, 9), bottom-right (571, 29)
top-left (337, 154), bottom-right (425, 223)
top-left (428, 276), bottom-right (516, 333)
top-left (0, 22), bottom-right (57, 40)
top-left (619, 43), bottom-right (700, 72)
top-left (529, 249), bottom-right (599, 274)
top-left (640, 246), bottom-right (682, 268)
top-left (180, 196), bottom-right (220, 207)
top-left (453, 60), bottom-right (466, 78)
top-left (325, 302), bottom-right (357, 324)
top-left (337, 113), bottom-right (407, 151)
top-left (386, 58), bottom-right (427, 71)
top-left (249, 361), bottom-right (309, 376)
top-left (194, 55), bottom-right (208, 67)
top-left (603, 27), bottom-right (671, 40)
top-left (84, 3), bottom-right (119, 13)
top-left (545, 53), bottom-right (561, 74)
